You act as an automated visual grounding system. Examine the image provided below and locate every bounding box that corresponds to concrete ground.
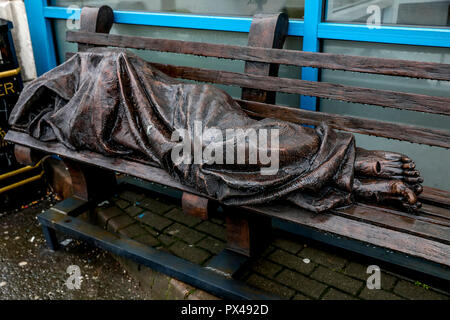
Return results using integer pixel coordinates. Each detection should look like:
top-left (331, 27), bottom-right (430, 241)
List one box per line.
top-left (0, 181), bottom-right (449, 300)
top-left (0, 196), bottom-right (152, 299)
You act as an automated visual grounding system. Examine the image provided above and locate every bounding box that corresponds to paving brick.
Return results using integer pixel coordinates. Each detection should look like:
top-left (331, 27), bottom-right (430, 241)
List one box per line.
top-left (210, 217), bottom-right (225, 225)
top-left (276, 269), bottom-right (327, 299)
top-left (272, 237), bottom-right (304, 254)
top-left (251, 259), bottom-right (283, 278)
top-left (114, 199), bottom-right (129, 209)
top-left (118, 223), bottom-right (147, 239)
top-left (165, 278), bottom-right (191, 300)
top-left (311, 266), bottom-right (364, 295)
top-left (299, 247), bottom-right (347, 270)
top-left (195, 221), bottom-right (226, 241)
top-left (292, 293), bottom-right (310, 300)
top-left (143, 225), bottom-right (160, 237)
top-left (246, 274), bottom-right (295, 299)
top-left (96, 206), bottom-right (124, 228)
top-left (150, 274), bottom-right (171, 299)
top-left (134, 233), bottom-right (160, 247)
top-left (268, 249), bottom-right (316, 275)
top-left (118, 190), bottom-right (146, 203)
top-left (158, 234), bottom-right (176, 247)
top-left (169, 241), bottom-right (211, 265)
top-left (165, 223), bottom-right (205, 244)
top-left (137, 210), bottom-right (173, 231)
top-left (188, 289), bottom-right (220, 300)
top-left (261, 245), bottom-right (276, 257)
top-left (380, 272), bottom-right (398, 291)
top-left (342, 262), bottom-right (368, 280)
top-left (140, 198), bottom-right (174, 214)
top-left (197, 237), bottom-right (225, 254)
top-left (107, 214), bottom-right (135, 232)
top-left (343, 262), bottom-right (398, 291)
top-left (322, 288), bottom-right (357, 300)
top-left (359, 287), bottom-right (403, 300)
top-left (393, 280), bottom-right (449, 300)
top-left (124, 205), bottom-right (145, 217)
top-left (165, 208), bottom-right (202, 227)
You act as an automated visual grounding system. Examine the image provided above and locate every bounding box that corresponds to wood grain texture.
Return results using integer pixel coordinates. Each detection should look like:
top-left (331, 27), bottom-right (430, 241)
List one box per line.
top-left (5, 130), bottom-right (450, 267)
top-left (421, 186), bottom-right (450, 208)
top-left (241, 13), bottom-right (288, 104)
top-left (181, 192), bottom-right (209, 220)
top-left (149, 63), bottom-right (450, 116)
top-left (236, 99), bottom-right (450, 148)
top-left (67, 31), bottom-right (450, 81)
top-left (77, 6), bottom-right (113, 52)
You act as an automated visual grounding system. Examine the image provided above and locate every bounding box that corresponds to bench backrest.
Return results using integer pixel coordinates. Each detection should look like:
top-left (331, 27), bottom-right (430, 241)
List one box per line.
top-left (66, 6), bottom-right (450, 150)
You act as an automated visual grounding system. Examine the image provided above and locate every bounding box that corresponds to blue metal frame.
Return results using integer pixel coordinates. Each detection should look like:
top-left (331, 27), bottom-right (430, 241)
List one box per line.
top-left (300, 0), bottom-right (323, 111)
top-left (43, 6), bottom-right (305, 35)
top-left (25, 1), bottom-right (450, 105)
top-left (24, 0), bottom-right (57, 75)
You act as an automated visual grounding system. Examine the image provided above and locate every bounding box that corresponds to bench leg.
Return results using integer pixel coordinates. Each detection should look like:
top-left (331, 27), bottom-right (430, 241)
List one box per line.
top-left (64, 160), bottom-right (117, 202)
top-left (225, 208), bottom-right (272, 257)
top-left (42, 225), bottom-right (58, 251)
top-left (182, 192), bottom-right (214, 220)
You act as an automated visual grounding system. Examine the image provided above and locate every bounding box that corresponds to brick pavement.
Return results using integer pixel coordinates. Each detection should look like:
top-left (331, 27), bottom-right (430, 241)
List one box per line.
top-left (93, 182), bottom-right (449, 300)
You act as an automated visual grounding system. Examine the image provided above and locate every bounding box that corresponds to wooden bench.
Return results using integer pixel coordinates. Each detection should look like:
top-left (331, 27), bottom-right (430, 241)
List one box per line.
top-left (6, 6), bottom-right (450, 297)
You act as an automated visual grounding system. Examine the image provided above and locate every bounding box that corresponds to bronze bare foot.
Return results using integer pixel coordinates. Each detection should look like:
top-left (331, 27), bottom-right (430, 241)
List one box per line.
top-left (355, 148), bottom-right (423, 195)
top-left (354, 178), bottom-right (421, 212)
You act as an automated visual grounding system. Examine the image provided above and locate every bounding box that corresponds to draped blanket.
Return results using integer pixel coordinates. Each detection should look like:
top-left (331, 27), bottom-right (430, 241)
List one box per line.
top-left (9, 48), bottom-right (356, 213)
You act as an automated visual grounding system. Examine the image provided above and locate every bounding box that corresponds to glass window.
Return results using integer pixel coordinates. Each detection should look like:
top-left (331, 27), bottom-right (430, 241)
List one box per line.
top-left (320, 40), bottom-right (450, 190)
top-left (51, 0), bottom-right (305, 19)
top-left (326, 0), bottom-right (450, 27)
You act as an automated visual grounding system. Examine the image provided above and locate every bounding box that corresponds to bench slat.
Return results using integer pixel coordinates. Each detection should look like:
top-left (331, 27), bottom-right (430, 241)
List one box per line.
top-left (420, 203), bottom-right (450, 222)
top-left (333, 203), bottom-right (450, 244)
top-left (237, 99), bottom-right (450, 149)
top-left (151, 63), bottom-right (450, 116)
top-left (67, 31), bottom-right (450, 81)
top-left (67, 49), bottom-right (450, 117)
top-left (421, 186), bottom-right (450, 208)
top-left (5, 130), bottom-right (450, 267)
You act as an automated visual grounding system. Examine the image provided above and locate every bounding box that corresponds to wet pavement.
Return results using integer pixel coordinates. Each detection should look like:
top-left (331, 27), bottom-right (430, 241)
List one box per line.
top-left (0, 198), bottom-right (151, 299)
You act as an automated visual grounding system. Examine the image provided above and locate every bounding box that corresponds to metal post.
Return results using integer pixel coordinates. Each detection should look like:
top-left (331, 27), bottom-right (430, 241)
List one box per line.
top-left (300, 0), bottom-right (323, 111)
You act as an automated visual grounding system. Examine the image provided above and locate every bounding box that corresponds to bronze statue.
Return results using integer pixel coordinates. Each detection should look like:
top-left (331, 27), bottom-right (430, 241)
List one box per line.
top-left (8, 49), bottom-right (423, 213)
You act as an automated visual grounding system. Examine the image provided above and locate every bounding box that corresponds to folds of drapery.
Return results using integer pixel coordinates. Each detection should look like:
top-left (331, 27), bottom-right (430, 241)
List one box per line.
top-left (9, 48), bottom-right (356, 213)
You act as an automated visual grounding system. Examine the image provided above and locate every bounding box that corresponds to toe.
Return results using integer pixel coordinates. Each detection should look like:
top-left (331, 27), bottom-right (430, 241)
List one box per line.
top-left (404, 170), bottom-right (420, 177)
top-left (404, 188), bottom-right (417, 205)
top-left (414, 185), bottom-right (423, 195)
top-left (402, 162), bottom-right (415, 170)
top-left (403, 177), bottom-right (423, 184)
top-left (401, 156), bottom-right (412, 163)
top-left (393, 181), bottom-right (417, 205)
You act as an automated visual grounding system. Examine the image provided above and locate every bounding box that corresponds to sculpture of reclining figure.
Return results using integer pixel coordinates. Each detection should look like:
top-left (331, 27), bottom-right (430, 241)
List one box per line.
top-left (9, 48), bottom-right (423, 213)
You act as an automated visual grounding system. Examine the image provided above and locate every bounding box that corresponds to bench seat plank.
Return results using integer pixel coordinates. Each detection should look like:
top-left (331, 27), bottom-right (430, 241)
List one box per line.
top-left (6, 130), bottom-right (450, 267)
top-left (421, 186), bottom-right (450, 208)
top-left (67, 31), bottom-right (450, 81)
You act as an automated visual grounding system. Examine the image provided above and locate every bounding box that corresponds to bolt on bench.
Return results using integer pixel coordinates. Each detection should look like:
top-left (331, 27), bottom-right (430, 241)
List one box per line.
top-left (6, 6), bottom-right (450, 298)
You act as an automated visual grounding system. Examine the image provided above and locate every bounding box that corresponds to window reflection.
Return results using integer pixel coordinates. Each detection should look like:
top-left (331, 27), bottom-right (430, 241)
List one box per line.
top-left (52, 0), bottom-right (305, 19)
top-left (326, 0), bottom-right (450, 27)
